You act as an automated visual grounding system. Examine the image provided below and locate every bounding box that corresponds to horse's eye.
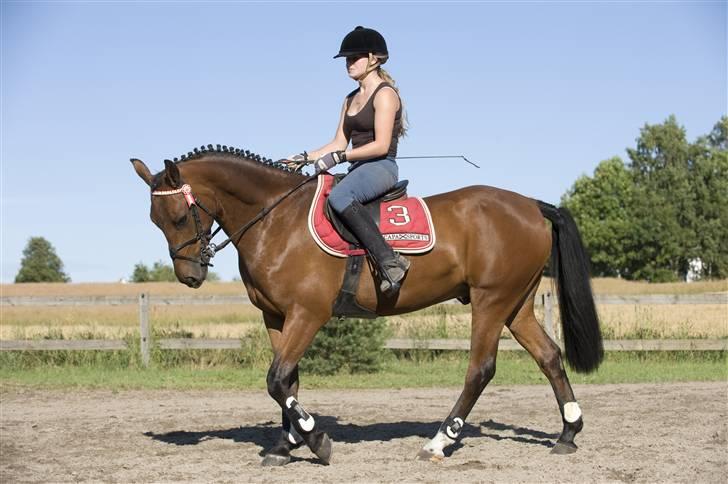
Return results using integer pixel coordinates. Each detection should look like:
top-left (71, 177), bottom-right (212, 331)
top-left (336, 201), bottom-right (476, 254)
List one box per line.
top-left (174, 215), bottom-right (188, 229)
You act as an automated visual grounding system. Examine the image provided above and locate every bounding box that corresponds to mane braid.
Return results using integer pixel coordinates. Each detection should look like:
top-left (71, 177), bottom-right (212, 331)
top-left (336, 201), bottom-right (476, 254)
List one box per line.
top-left (171, 144), bottom-right (298, 173)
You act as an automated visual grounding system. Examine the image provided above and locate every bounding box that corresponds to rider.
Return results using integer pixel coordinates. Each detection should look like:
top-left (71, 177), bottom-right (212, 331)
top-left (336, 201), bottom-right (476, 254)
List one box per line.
top-left (289, 26), bottom-right (410, 294)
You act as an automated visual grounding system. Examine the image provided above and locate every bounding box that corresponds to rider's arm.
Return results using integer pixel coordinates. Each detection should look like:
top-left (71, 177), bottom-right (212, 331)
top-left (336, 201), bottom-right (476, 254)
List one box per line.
top-left (307, 99), bottom-right (350, 160)
top-left (342, 87), bottom-right (399, 162)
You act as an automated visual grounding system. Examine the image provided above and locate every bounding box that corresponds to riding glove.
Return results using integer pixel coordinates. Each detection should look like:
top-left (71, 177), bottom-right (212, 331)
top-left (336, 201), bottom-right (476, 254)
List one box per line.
top-left (314, 151), bottom-right (346, 173)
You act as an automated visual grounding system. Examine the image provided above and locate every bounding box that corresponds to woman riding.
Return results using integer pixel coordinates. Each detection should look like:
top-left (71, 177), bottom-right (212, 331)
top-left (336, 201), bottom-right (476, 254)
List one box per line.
top-left (289, 26), bottom-right (410, 294)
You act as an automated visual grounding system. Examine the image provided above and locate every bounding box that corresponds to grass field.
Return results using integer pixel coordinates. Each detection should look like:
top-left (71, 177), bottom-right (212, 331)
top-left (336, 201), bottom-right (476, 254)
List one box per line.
top-left (2, 301), bottom-right (726, 340)
top-left (2, 278), bottom-right (726, 340)
top-left (2, 279), bottom-right (726, 390)
top-left (0, 351), bottom-right (725, 390)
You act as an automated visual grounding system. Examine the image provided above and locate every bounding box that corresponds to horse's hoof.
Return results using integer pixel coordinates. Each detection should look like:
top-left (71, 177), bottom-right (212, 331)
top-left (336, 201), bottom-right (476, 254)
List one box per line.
top-left (312, 432), bottom-right (333, 465)
top-left (416, 448), bottom-right (444, 462)
top-left (261, 453), bottom-right (290, 467)
top-left (551, 441), bottom-right (578, 455)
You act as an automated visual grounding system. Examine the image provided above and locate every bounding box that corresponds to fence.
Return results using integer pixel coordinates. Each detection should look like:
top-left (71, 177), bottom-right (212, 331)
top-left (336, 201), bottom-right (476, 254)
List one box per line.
top-left (1, 292), bottom-right (726, 366)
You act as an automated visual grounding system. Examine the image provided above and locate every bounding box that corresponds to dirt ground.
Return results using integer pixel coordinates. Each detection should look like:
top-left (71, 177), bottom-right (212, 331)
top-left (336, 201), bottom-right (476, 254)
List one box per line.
top-left (1, 382), bottom-right (726, 483)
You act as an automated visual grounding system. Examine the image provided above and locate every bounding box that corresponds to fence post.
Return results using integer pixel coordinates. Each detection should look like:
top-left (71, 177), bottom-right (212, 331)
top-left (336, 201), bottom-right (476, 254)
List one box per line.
top-left (543, 292), bottom-right (554, 341)
top-left (139, 293), bottom-right (150, 368)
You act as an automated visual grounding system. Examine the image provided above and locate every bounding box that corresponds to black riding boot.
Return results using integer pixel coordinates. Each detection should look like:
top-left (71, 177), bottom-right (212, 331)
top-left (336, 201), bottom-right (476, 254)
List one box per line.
top-left (337, 201), bottom-right (410, 294)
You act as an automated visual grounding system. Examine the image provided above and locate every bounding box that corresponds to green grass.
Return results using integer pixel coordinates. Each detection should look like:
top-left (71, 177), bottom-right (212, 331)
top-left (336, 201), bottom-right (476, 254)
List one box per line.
top-left (1, 352), bottom-right (725, 391)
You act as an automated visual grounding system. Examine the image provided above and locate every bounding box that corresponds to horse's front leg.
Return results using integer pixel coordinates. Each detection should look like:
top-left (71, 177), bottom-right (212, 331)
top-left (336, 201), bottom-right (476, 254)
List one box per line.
top-left (261, 366), bottom-right (304, 466)
top-left (260, 314), bottom-right (303, 467)
top-left (265, 308), bottom-right (332, 465)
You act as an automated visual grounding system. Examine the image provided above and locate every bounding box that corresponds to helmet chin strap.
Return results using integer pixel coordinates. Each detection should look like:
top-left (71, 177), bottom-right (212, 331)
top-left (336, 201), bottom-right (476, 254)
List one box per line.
top-left (355, 53), bottom-right (380, 82)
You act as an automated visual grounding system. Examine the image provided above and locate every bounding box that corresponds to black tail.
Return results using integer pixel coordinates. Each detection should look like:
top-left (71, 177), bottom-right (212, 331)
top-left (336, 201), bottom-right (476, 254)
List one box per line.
top-left (538, 200), bottom-right (603, 373)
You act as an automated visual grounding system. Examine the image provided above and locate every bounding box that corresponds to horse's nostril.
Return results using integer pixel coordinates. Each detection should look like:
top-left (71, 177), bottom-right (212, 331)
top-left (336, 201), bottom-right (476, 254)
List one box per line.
top-left (184, 276), bottom-right (201, 288)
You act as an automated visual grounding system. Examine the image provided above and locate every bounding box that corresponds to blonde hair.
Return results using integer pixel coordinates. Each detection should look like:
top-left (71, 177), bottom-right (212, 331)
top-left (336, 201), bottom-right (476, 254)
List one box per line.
top-left (373, 57), bottom-right (408, 139)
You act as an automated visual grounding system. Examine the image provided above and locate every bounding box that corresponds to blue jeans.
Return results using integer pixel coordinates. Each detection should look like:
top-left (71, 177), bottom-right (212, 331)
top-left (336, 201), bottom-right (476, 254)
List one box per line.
top-left (327, 158), bottom-right (399, 213)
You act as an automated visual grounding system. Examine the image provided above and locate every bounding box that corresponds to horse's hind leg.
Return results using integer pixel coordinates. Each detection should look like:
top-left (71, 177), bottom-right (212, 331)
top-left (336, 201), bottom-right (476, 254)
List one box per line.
top-left (509, 294), bottom-right (583, 454)
top-left (416, 289), bottom-right (508, 461)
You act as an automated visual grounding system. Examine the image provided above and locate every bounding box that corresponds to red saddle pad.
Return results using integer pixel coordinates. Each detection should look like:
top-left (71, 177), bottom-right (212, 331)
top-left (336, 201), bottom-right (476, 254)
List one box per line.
top-left (307, 174), bottom-right (436, 257)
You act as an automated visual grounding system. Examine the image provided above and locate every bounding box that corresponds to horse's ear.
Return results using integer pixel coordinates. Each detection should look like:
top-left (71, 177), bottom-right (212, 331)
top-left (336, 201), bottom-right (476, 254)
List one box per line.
top-left (130, 158), bottom-right (153, 186)
top-left (164, 159), bottom-right (182, 188)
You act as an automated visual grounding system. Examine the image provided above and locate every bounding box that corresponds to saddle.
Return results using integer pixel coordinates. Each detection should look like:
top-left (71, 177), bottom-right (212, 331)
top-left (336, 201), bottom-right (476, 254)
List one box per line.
top-left (306, 174), bottom-right (436, 318)
top-left (308, 174), bottom-right (435, 258)
top-left (324, 175), bottom-right (410, 246)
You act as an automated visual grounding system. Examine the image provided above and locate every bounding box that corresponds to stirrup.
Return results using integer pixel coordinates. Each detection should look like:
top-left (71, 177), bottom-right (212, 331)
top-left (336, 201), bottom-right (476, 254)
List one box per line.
top-left (380, 278), bottom-right (401, 294)
top-left (378, 255), bottom-right (410, 294)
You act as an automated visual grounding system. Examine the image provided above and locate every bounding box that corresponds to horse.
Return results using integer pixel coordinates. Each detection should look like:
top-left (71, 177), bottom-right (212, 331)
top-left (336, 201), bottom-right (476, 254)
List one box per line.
top-left (131, 145), bottom-right (603, 466)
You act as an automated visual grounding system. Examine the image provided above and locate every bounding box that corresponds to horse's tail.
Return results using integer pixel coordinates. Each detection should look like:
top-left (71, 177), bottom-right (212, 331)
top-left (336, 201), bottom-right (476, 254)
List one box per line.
top-left (537, 200), bottom-right (603, 373)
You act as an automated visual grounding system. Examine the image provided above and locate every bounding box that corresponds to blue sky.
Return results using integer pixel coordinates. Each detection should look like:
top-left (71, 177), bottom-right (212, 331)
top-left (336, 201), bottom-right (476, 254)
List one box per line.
top-left (1, 1), bottom-right (725, 283)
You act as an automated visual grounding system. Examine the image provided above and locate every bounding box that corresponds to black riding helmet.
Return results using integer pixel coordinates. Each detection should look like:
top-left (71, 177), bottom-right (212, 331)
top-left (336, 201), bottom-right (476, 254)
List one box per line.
top-left (333, 26), bottom-right (388, 63)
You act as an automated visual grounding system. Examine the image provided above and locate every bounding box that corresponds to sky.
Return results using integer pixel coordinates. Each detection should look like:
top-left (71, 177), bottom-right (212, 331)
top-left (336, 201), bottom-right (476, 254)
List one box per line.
top-left (1, 1), bottom-right (726, 283)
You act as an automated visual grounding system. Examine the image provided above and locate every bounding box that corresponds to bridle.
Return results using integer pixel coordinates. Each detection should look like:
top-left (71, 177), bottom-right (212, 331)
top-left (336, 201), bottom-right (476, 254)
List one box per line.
top-left (151, 184), bottom-right (221, 266)
top-left (151, 175), bottom-right (316, 267)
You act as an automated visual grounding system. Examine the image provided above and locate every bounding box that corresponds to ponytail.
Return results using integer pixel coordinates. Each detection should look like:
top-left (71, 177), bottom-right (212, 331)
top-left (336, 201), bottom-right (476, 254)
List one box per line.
top-left (377, 66), bottom-right (408, 139)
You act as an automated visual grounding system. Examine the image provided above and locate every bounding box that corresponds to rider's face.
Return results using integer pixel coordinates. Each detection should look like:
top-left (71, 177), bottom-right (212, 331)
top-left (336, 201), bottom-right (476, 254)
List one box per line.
top-left (346, 54), bottom-right (370, 78)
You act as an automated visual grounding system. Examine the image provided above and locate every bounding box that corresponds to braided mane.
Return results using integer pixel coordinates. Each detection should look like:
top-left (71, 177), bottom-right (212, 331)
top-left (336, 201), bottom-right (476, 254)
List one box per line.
top-left (172, 144), bottom-right (297, 174)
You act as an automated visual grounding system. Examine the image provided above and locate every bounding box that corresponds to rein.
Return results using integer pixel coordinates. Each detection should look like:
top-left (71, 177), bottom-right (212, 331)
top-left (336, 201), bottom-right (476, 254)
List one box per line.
top-left (152, 175), bottom-right (317, 266)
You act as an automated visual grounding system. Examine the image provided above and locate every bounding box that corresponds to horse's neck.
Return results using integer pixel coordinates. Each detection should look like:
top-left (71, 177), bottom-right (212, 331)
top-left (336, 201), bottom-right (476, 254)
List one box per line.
top-left (182, 157), bottom-right (300, 234)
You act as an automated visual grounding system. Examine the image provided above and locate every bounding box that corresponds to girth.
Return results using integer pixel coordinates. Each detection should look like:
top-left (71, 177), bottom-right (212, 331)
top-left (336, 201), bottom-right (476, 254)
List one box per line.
top-left (324, 176), bottom-right (409, 246)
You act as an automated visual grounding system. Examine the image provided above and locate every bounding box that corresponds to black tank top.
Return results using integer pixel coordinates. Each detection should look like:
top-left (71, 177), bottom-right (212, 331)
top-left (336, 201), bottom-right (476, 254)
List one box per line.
top-left (342, 82), bottom-right (402, 160)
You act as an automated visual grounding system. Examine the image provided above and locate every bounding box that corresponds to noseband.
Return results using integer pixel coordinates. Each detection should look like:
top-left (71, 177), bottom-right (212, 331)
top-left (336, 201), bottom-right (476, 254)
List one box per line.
top-left (151, 184), bottom-right (222, 267)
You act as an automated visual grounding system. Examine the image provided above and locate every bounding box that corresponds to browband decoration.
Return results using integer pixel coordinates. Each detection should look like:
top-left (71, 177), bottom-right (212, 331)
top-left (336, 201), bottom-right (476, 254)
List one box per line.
top-left (152, 184), bottom-right (196, 207)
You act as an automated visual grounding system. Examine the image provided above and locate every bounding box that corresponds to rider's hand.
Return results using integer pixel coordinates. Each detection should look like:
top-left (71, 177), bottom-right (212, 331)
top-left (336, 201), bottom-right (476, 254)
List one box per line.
top-left (281, 152), bottom-right (309, 170)
top-left (287, 152), bottom-right (308, 163)
top-left (314, 151), bottom-right (346, 173)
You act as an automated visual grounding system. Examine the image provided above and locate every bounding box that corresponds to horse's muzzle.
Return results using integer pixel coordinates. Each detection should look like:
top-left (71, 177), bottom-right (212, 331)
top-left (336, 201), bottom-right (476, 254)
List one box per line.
top-left (182, 276), bottom-right (203, 289)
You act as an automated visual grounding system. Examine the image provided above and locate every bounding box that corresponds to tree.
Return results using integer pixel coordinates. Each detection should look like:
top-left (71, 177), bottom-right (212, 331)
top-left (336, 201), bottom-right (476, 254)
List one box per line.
top-left (689, 117), bottom-right (728, 278)
top-left (15, 237), bottom-right (70, 283)
top-left (131, 260), bottom-right (221, 282)
top-left (626, 115), bottom-right (696, 281)
top-left (561, 157), bottom-right (635, 277)
top-left (562, 116), bottom-right (728, 281)
top-left (300, 317), bottom-right (388, 375)
top-left (149, 261), bottom-right (176, 282)
top-left (131, 261), bottom-right (175, 282)
top-left (707, 115), bottom-right (728, 151)
top-left (131, 263), bottom-right (152, 282)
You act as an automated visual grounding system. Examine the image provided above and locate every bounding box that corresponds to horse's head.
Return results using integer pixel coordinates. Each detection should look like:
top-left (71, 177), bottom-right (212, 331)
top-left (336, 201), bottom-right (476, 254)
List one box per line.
top-left (131, 158), bottom-right (216, 288)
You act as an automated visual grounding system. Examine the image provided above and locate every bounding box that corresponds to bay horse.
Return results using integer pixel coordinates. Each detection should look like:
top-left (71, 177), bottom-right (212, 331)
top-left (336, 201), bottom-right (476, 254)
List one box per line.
top-left (131, 145), bottom-right (603, 466)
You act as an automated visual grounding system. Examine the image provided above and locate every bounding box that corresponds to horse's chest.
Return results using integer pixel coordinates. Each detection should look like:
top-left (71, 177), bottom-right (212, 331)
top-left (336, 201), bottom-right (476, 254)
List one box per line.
top-left (240, 274), bottom-right (282, 315)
